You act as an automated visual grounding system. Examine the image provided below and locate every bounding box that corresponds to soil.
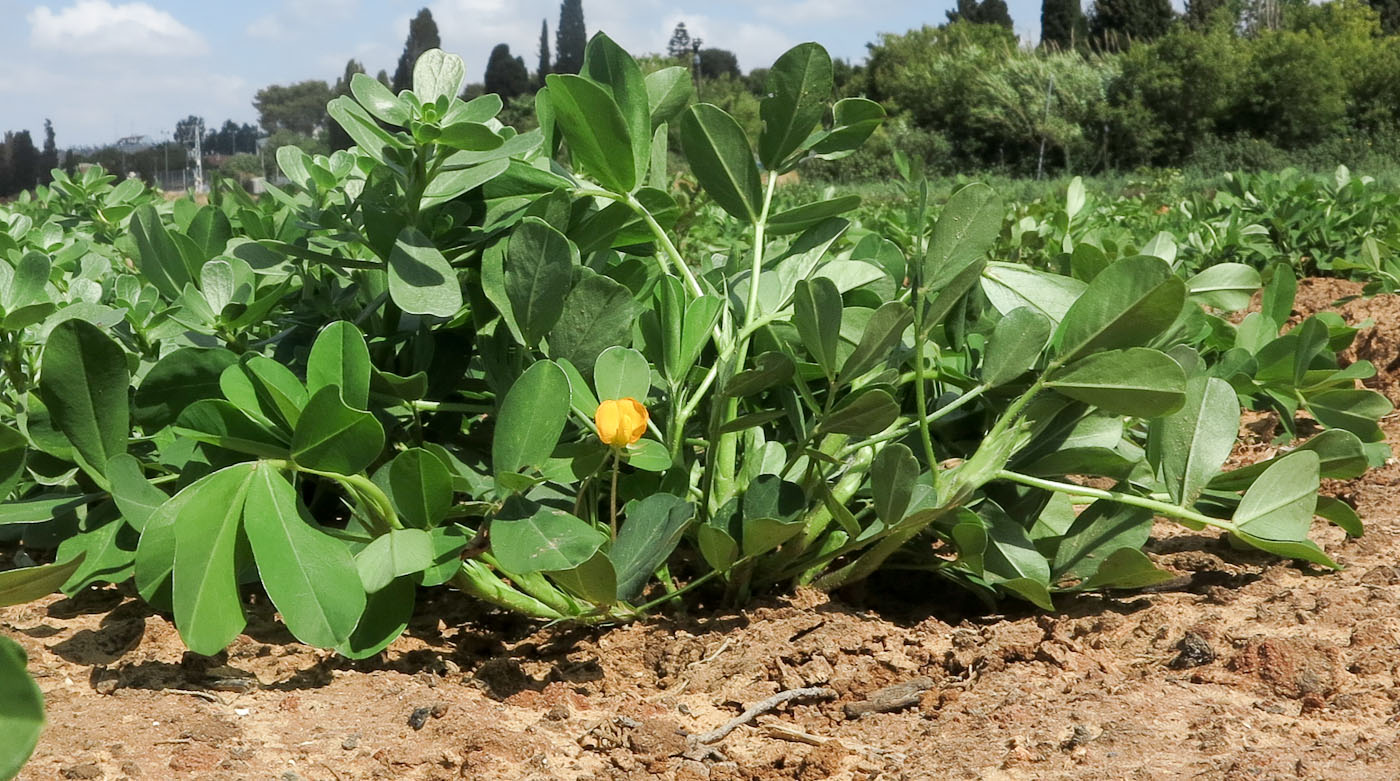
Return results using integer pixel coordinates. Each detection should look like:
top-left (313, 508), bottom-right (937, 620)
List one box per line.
top-left (7, 278), bottom-right (1400, 780)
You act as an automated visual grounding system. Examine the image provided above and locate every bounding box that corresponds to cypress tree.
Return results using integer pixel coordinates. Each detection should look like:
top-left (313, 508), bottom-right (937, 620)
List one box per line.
top-left (537, 19), bottom-right (551, 87)
top-left (330, 59), bottom-right (365, 151)
top-left (40, 119), bottom-right (58, 185)
top-left (10, 131), bottom-right (39, 194)
top-left (1089, 0), bottom-right (1175, 50)
top-left (555, 0), bottom-right (586, 75)
top-left (392, 8), bottom-right (442, 93)
top-left (484, 44), bottom-right (531, 101)
top-left (1041, 0), bottom-right (1083, 49)
top-left (1367, 0), bottom-right (1400, 33)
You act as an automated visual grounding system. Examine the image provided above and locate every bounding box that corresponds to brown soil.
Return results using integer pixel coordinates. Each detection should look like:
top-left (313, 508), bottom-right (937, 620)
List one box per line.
top-left (8, 281), bottom-right (1400, 780)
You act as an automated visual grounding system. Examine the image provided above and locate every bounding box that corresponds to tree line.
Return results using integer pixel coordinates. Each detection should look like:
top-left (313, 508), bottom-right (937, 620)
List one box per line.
top-left (0, 122), bottom-right (58, 199)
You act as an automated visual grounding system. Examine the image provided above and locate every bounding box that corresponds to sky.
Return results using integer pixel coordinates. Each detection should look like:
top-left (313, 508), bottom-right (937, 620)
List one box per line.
top-left (0, 0), bottom-right (1056, 148)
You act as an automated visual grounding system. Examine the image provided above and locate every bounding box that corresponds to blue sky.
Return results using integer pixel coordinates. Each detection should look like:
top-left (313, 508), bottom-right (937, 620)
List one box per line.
top-left (0, 0), bottom-right (1055, 147)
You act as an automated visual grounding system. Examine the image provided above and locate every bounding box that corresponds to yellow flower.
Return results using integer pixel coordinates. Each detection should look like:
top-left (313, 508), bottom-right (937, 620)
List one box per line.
top-left (595, 397), bottom-right (648, 447)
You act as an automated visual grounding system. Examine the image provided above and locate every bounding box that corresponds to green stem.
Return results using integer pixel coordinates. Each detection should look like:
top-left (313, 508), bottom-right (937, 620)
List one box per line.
top-left (451, 562), bottom-right (565, 620)
top-left (838, 384), bottom-right (987, 459)
top-left (992, 470), bottom-right (1237, 532)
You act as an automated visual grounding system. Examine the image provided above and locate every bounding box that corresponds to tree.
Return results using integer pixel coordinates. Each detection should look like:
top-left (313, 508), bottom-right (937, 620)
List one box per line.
top-left (1089, 0), bottom-right (1176, 49)
top-left (9, 131), bottom-right (39, 194)
top-left (175, 115), bottom-right (205, 147)
top-left (537, 19), bottom-right (552, 87)
top-left (376, 69), bottom-right (391, 87)
top-left (555, 0), bottom-right (586, 74)
top-left (330, 59), bottom-right (365, 151)
top-left (392, 8), bottom-right (441, 93)
top-left (698, 48), bottom-right (740, 80)
top-left (485, 44), bottom-right (531, 100)
top-left (1368, 0), bottom-right (1400, 33)
top-left (39, 119), bottom-right (58, 184)
top-left (1185, 0), bottom-right (1232, 28)
top-left (667, 22), bottom-right (693, 60)
top-left (946, 0), bottom-right (1015, 28)
top-left (253, 81), bottom-right (332, 136)
top-left (1042, 0), bottom-right (1084, 49)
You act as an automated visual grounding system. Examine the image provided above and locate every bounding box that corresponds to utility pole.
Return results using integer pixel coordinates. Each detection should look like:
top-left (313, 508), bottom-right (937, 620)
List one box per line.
top-left (691, 39), bottom-right (704, 99)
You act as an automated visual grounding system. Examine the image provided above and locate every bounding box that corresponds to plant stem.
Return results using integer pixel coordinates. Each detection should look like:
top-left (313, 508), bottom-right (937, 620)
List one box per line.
top-left (837, 384), bottom-right (987, 458)
top-left (609, 448), bottom-right (621, 540)
top-left (451, 562), bottom-right (565, 620)
top-left (992, 469), bottom-right (1237, 532)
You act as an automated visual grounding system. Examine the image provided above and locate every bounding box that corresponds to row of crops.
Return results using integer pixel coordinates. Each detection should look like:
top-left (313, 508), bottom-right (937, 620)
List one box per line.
top-left (2, 37), bottom-right (1399, 775)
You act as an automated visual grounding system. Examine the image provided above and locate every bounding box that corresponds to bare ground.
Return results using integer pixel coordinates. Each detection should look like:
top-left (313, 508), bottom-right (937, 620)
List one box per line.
top-left (6, 277), bottom-right (1400, 781)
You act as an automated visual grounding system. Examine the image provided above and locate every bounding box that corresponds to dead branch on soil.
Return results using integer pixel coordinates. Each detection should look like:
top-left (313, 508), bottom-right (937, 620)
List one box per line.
top-left (692, 686), bottom-right (837, 745)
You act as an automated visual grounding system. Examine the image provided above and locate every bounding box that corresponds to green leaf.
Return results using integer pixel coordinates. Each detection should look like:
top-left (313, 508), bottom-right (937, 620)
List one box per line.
top-left (1233, 450), bottom-right (1319, 541)
top-left (545, 73), bottom-right (636, 193)
top-left (420, 157), bottom-right (509, 209)
top-left (1185, 263), bottom-right (1261, 311)
top-left (134, 347), bottom-right (239, 430)
top-left (1051, 501), bottom-right (1152, 582)
top-left (767, 196), bottom-right (863, 236)
top-left (996, 577), bottom-right (1056, 610)
top-left (175, 399), bottom-right (289, 459)
top-left (981, 262), bottom-right (1086, 323)
top-left (741, 476), bottom-right (806, 556)
top-left (388, 227), bottom-right (462, 318)
top-left (624, 438), bottom-right (671, 472)
top-left (611, 494), bottom-right (694, 602)
top-left (582, 32), bottom-right (650, 187)
top-left (1047, 348), bottom-right (1186, 417)
top-left (245, 463), bottom-right (365, 647)
top-left (725, 352), bottom-right (795, 397)
top-left (981, 502), bottom-right (1051, 586)
top-left (680, 103), bottom-right (763, 223)
top-left (350, 72), bottom-right (409, 125)
top-left (388, 448), bottom-right (453, 529)
top-left (490, 502), bottom-right (607, 574)
top-left (758, 42), bottom-right (833, 169)
top-left (548, 550), bottom-right (617, 606)
top-left (1231, 531), bottom-right (1337, 569)
top-left (811, 98), bottom-right (886, 159)
top-left (548, 269), bottom-right (640, 377)
top-left (106, 453), bottom-right (168, 531)
top-left (1149, 376), bottom-right (1239, 506)
top-left (1307, 389), bottom-right (1392, 441)
top-left (644, 67), bottom-right (694, 128)
top-left (871, 444), bottom-right (918, 524)
top-left (172, 464), bottom-right (257, 656)
top-left (420, 525), bottom-right (472, 587)
top-left (506, 217), bottom-right (577, 347)
top-left (817, 387), bottom-right (900, 436)
top-left (129, 204), bottom-right (194, 299)
top-left (336, 575), bottom-right (414, 659)
top-left (327, 96), bottom-right (407, 160)
top-left (1209, 428), bottom-right (1368, 490)
top-left (355, 528), bottom-right (434, 593)
top-left (223, 356), bottom-right (308, 432)
top-left (1054, 256), bottom-right (1186, 362)
top-left (307, 321), bottom-right (372, 410)
top-left (493, 360), bottom-right (572, 481)
top-left (0, 553), bottom-right (85, 607)
top-left (413, 48), bottom-right (466, 102)
top-left (792, 277), bottom-right (843, 379)
top-left (40, 319), bottom-right (129, 483)
top-left (0, 635), bottom-right (44, 780)
top-left (291, 387), bottom-right (386, 475)
top-left (0, 422), bottom-right (26, 500)
top-left (840, 301), bottom-right (913, 385)
top-left (1076, 548), bottom-right (1176, 590)
top-left (921, 183), bottom-right (1004, 298)
top-left (983, 307), bottom-right (1052, 388)
top-left (1315, 495), bottom-right (1363, 537)
top-left (593, 346), bottom-right (651, 403)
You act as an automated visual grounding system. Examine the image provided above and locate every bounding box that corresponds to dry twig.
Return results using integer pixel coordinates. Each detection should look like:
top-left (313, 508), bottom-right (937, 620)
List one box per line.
top-left (693, 686), bottom-right (836, 745)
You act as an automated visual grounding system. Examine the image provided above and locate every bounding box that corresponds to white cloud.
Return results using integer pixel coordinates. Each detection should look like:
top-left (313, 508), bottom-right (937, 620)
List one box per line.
top-left (28, 0), bottom-right (208, 56)
top-left (246, 0), bottom-right (359, 41)
top-left (757, 0), bottom-right (859, 24)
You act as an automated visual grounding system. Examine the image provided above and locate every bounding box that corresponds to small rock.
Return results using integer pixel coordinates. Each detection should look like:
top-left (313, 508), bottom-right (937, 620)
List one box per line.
top-left (93, 677), bottom-right (119, 696)
top-left (1170, 631), bottom-right (1216, 669)
top-left (60, 763), bottom-right (102, 779)
top-left (408, 706), bottom-right (433, 730)
top-left (1062, 724), bottom-right (1096, 751)
top-left (281, 772), bottom-right (300, 781)
top-left (430, 702), bottom-right (449, 719)
top-left (844, 676), bottom-right (935, 719)
top-left (342, 734), bottom-right (360, 750)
